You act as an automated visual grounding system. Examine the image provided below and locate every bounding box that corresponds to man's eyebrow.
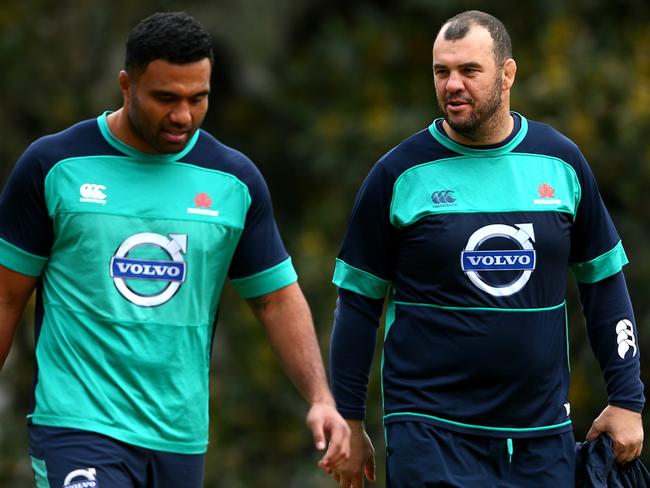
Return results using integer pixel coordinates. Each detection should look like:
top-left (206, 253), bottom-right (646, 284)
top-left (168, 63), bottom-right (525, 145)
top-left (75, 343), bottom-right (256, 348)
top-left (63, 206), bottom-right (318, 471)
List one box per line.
top-left (150, 89), bottom-right (211, 97)
top-left (433, 61), bottom-right (483, 69)
top-left (458, 61), bottom-right (483, 69)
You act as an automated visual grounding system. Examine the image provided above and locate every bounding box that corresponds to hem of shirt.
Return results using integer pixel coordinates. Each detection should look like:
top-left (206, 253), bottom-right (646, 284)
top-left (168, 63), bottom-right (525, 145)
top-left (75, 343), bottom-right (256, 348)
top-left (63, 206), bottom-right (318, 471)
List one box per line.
top-left (28, 415), bottom-right (208, 454)
top-left (383, 412), bottom-right (573, 439)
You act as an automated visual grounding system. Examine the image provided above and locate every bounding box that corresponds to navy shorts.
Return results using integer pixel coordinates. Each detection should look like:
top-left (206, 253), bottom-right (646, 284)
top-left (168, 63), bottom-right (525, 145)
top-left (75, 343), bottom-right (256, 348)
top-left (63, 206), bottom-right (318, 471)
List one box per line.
top-left (28, 425), bottom-right (205, 488)
top-left (385, 421), bottom-right (575, 488)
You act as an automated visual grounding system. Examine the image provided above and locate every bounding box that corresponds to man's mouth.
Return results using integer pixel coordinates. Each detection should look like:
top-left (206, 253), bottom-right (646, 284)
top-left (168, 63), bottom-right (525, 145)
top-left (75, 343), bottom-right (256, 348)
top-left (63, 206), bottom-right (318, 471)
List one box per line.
top-left (446, 98), bottom-right (472, 113)
top-left (161, 129), bottom-right (190, 143)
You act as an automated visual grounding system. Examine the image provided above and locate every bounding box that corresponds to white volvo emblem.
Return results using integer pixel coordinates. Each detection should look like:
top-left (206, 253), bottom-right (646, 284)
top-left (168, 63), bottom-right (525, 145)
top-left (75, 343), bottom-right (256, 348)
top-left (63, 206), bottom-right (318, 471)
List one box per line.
top-left (63, 467), bottom-right (97, 488)
top-left (461, 223), bottom-right (536, 297)
top-left (110, 233), bottom-right (187, 307)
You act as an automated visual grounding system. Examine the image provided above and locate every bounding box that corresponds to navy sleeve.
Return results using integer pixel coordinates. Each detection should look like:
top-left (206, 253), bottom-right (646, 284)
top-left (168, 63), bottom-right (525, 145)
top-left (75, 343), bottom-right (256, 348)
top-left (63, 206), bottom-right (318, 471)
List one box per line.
top-left (227, 162), bottom-right (290, 280)
top-left (0, 140), bottom-right (54, 261)
top-left (578, 271), bottom-right (644, 411)
top-left (330, 288), bottom-right (383, 419)
top-left (333, 159), bottom-right (398, 298)
top-left (330, 155), bottom-right (399, 417)
top-left (569, 151), bottom-right (625, 283)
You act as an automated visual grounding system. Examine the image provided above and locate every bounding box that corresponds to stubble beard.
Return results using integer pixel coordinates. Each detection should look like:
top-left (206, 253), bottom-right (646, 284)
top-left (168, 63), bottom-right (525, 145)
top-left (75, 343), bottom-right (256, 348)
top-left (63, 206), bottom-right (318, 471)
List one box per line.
top-left (126, 94), bottom-right (191, 155)
top-left (441, 76), bottom-right (505, 143)
top-left (126, 102), bottom-right (166, 154)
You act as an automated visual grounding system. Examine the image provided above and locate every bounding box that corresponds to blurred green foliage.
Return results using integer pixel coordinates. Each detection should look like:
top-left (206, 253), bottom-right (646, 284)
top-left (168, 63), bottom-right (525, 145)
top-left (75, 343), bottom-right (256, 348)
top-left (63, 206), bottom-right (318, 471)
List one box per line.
top-left (1, 0), bottom-right (649, 486)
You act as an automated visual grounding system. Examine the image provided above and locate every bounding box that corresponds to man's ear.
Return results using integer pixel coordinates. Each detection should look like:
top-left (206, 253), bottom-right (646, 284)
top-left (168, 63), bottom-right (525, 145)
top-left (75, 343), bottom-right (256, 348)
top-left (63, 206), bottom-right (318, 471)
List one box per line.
top-left (118, 70), bottom-right (132, 104)
top-left (503, 58), bottom-right (517, 90)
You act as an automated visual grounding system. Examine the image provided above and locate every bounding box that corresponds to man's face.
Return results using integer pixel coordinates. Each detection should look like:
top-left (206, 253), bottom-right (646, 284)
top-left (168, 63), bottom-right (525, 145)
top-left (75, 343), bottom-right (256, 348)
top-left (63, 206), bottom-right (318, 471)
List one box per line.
top-left (432, 25), bottom-right (505, 140)
top-left (122, 58), bottom-right (211, 154)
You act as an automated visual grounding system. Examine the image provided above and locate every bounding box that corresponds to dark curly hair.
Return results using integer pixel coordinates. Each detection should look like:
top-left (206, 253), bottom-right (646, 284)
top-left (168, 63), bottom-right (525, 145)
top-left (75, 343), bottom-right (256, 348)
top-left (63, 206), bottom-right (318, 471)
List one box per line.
top-left (125, 12), bottom-right (213, 74)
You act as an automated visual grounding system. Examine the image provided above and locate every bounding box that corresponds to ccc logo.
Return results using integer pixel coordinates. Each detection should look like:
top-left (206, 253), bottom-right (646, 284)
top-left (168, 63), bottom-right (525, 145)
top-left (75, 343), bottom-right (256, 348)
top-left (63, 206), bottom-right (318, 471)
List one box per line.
top-left (80, 183), bottom-right (106, 200)
top-left (616, 319), bottom-right (637, 359)
top-left (431, 190), bottom-right (456, 204)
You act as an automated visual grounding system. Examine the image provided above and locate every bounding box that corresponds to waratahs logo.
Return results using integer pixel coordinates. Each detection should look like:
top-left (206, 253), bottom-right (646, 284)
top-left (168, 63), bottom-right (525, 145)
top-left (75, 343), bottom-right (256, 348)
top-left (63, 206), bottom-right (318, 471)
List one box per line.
top-left (110, 232), bottom-right (187, 307)
top-left (461, 223), bottom-right (536, 297)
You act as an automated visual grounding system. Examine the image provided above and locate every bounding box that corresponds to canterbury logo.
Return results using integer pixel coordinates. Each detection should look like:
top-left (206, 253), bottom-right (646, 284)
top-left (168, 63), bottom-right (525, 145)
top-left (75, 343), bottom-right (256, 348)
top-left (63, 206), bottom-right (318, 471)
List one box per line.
top-left (431, 190), bottom-right (456, 205)
top-left (79, 183), bottom-right (107, 205)
top-left (616, 319), bottom-right (637, 359)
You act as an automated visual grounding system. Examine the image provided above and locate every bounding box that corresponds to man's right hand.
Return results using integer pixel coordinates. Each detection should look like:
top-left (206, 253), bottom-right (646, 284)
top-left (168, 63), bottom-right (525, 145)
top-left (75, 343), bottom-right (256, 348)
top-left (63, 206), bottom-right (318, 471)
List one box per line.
top-left (330, 419), bottom-right (376, 488)
top-left (0, 265), bottom-right (37, 370)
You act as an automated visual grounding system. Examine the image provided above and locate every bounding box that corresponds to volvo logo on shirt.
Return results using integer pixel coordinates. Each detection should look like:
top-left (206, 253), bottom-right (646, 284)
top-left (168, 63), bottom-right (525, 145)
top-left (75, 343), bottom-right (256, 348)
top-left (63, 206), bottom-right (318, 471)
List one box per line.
top-left (461, 223), bottom-right (536, 296)
top-left (63, 467), bottom-right (98, 488)
top-left (110, 232), bottom-right (187, 307)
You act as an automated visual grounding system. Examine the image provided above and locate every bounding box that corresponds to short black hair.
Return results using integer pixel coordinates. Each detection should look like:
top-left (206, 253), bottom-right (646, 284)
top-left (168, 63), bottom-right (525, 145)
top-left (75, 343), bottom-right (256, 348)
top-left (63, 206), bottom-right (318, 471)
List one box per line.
top-left (440, 10), bottom-right (512, 65)
top-left (125, 12), bottom-right (213, 74)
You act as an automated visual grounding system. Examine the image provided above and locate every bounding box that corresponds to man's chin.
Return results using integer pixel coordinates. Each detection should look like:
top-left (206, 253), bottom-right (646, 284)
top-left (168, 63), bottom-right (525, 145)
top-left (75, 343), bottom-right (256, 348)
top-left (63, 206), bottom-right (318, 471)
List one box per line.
top-left (445, 115), bottom-right (476, 133)
top-left (151, 138), bottom-right (190, 154)
top-left (161, 143), bottom-right (187, 154)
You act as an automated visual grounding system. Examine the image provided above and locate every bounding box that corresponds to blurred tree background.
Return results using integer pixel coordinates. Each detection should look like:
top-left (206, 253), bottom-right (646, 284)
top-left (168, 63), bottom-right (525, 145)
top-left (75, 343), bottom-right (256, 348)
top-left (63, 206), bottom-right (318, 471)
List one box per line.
top-left (1, 0), bottom-right (649, 486)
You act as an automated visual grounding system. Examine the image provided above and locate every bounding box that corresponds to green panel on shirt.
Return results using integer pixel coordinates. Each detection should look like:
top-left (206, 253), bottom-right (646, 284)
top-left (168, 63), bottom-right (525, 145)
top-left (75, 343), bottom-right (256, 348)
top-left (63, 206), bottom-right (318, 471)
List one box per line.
top-left (391, 154), bottom-right (580, 227)
top-left (390, 118), bottom-right (580, 228)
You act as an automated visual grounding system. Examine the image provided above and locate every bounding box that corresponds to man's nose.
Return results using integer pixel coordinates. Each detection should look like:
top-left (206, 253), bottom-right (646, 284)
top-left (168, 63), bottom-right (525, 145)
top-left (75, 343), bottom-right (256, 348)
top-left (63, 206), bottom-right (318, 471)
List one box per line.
top-left (446, 70), bottom-right (464, 92)
top-left (169, 101), bottom-right (192, 126)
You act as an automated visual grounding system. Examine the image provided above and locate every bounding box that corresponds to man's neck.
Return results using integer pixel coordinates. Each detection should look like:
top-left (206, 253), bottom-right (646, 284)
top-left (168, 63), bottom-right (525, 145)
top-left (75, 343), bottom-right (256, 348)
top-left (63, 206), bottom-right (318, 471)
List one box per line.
top-left (106, 109), bottom-right (129, 144)
top-left (106, 108), bottom-right (154, 153)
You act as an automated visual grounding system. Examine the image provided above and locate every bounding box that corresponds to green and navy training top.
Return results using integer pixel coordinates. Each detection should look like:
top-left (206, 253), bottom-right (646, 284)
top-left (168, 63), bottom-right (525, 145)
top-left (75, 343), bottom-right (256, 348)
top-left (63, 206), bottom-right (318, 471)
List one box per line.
top-left (330, 113), bottom-right (644, 438)
top-left (0, 113), bottom-right (297, 454)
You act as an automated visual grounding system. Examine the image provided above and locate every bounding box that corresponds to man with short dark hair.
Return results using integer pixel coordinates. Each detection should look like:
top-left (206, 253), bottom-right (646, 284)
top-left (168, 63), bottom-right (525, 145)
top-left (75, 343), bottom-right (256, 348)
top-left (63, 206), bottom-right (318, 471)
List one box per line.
top-left (328, 10), bottom-right (643, 487)
top-left (0, 11), bottom-right (349, 487)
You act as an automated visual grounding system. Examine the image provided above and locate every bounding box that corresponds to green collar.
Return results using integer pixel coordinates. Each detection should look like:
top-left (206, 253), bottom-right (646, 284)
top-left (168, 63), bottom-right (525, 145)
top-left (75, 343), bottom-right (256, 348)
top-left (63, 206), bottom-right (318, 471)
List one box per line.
top-left (428, 113), bottom-right (528, 157)
top-left (97, 111), bottom-right (200, 162)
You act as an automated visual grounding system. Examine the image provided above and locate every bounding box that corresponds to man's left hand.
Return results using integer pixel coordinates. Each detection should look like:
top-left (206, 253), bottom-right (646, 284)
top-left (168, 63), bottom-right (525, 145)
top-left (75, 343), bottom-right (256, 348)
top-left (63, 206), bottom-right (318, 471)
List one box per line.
top-left (586, 404), bottom-right (643, 463)
top-left (306, 402), bottom-right (351, 473)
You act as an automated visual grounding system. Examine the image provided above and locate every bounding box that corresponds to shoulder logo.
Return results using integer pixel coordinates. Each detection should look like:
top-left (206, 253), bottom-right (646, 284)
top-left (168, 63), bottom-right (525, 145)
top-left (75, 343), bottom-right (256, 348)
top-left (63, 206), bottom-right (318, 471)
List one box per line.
top-left (616, 319), bottom-right (637, 359)
top-left (534, 183), bottom-right (561, 205)
top-left (187, 192), bottom-right (219, 217)
top-left (431, 189), bottom-right (457, 207)
top-left (79, 183), bottom-right (107, 205)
